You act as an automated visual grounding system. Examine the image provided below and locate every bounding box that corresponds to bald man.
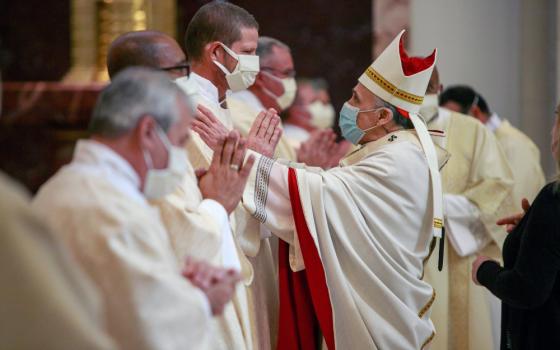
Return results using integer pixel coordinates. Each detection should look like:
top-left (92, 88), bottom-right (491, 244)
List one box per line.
top-left (420, 67), bottom-right (515, 350)
top-left (106, 31), bottom-right (259, 349)
top-left (107, 30), bottom-right (189, 79)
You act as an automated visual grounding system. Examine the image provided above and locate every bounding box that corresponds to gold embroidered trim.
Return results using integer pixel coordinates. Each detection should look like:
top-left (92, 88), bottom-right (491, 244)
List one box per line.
top-left (433, 218), bottom-right (443, 229)
top-left (364, 67), bottom-right (425, 105)
top-left (418, 289), bottom-right (436, 318)
top-left (421, 331), bottom-right (436, 350)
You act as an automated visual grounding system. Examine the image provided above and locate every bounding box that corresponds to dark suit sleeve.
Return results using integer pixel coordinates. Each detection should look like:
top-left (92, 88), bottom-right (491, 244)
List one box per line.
top-left (477, 185), bottom-right (560, 309)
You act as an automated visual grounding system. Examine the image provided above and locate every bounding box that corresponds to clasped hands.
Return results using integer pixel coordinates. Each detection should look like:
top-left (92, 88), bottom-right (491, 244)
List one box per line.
top-left (182, 257), bottom-right (241, 316)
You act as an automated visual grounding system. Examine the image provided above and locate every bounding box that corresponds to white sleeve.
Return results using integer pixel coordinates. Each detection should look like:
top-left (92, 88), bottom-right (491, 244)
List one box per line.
top-left (198, 199), bottom-right (241, 271)
top-left (242, 151), bottom-right (295, 242)
top-left (444, 193), bottom-right (491, 257)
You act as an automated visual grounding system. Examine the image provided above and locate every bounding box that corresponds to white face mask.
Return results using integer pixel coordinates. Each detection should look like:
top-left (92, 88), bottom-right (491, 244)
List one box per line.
top-left (308, 101), bottom-right (336, 129)
top-left (261, 71), bottom-right (297, 110)
top-left (213, 43), bottom-right (260, 92)
top-left (143, 127), bottom-right (188, 200)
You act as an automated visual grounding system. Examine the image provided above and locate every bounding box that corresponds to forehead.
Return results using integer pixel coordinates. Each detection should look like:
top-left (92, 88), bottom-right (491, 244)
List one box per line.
top-left (155, 38), bottom-right (186, 62)
top-left (233, 27), bottom-right (258, 49)
top-left (354, 82), bottom-right (376, 101)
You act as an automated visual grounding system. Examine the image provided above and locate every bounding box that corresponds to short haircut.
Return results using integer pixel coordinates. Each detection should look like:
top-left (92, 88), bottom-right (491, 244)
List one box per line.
top-left (380, 101), bottom-right (414, 129)
top-left (256, 36), bottom-right (290, 61)
top-left (89, 67), bottom-right (191, 137)
top-left (439, 85), bottom-right (491, 114)
top-left (107, 31), bottom-right (173, 79)
top-left (309, 78), bottom-right (329, 92)
top-left (184, 1), bottom-right (259, 62)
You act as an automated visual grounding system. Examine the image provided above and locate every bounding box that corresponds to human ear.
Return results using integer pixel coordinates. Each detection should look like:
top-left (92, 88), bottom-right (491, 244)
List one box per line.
top-left (207, 42), bottom-right (224, 62)
top-left (137, 116), bottom-right (159, 150)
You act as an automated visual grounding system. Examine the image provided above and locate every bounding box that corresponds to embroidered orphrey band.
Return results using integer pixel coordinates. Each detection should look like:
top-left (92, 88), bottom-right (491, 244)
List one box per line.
top-left (365, 67), bottom-right (425, 105)
top-left (254, 156), bottom-right (275, 223)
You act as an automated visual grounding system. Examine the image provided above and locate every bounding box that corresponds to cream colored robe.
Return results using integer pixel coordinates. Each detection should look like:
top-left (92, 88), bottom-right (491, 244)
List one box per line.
top-left (424, 107), bottom-right (515, 350)
top-left (491, 116), bottom-right (545, 202)
top-left (227, 95), bottom-right (297, 162)
top-left (151, 160), bottom-right (249, 350)
top-left (32, 140), bottom-right (213, 350)
top-left (0, 172), bottom-right (116, 350)
top-left (243, 130), bottom-right (439, 350)
top-left (176, 73), bottom-right (271, 350)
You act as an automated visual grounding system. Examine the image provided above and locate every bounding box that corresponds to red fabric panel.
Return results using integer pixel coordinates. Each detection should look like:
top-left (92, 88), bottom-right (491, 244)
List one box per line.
top-left (398, 35), bottom-right (436, 76)
top-left (288, 168), bottom-right (336, 349)
top-left (277, 241), bottom-right (319, 350)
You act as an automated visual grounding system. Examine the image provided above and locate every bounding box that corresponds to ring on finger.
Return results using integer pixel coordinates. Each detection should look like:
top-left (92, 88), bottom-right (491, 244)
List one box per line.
top-left (230, 164), bottom-right (239, 171)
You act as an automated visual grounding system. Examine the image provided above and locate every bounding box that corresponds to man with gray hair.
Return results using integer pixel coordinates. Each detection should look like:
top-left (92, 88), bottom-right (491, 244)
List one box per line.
top-left (32, 67), bottom-right (254, 349)
top-left (226, 36), bottom-right (343, 166)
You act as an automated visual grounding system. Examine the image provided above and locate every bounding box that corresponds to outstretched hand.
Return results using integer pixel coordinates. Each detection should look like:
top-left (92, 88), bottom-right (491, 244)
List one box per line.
top-left (246, 108), bottom-right (282, 158)
top-left (192, 105), bottom-right (229, 152)
top-left (197, 130), bottom-right (255, 213)
top-left (496, 198), bottom-right (530, 233)
top-left (297, 129), bottom-right (348, 168)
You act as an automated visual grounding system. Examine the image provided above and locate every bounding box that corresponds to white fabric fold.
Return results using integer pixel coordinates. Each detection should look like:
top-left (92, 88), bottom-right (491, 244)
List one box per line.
top-left (444, 194), bottom-right (491, 257)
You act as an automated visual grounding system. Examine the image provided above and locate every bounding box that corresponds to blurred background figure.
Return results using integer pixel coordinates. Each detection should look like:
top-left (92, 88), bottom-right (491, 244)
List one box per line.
top-left (440, 85), bottom-right (546, 204)
top-left (421, 67), bottom-right (516, 350)
top-left (307, 77), bottom-right (336, 129)
top-left (0, 172), bottom-right (116, 350)
top-left (282, 78), bottom-right (318, 147)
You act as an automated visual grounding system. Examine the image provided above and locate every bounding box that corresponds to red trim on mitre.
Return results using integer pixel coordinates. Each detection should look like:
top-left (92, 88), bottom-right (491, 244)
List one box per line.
top-left (398, 36), bottom-right (436, 77)
top-left (275, 168), bottom-right (336, 350)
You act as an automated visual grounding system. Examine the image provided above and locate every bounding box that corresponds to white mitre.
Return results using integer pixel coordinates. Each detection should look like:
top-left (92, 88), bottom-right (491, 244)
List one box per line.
top-left (358, 30), bottom-right (445, 268)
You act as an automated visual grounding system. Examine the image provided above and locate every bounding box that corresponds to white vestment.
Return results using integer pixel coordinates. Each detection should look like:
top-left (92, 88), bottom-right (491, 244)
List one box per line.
top-left (487, 113), bottom-right (545, 203)
top-left (0, 172), bottom-right (116, 350)
top-left (243, 130), bottom-right (439, 350)
top-left (423, 106), bottom-right (515, 350)
top-left (176, 73), bottom-right (272, 349)
top-left (32, 140), bottom-right (213, 350)
top-left (283, 123), bottom-right (311, 149)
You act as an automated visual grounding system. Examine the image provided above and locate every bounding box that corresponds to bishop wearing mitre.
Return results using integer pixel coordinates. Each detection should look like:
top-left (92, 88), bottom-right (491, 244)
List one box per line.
top-left (197, 30), bottom-right (445, 349)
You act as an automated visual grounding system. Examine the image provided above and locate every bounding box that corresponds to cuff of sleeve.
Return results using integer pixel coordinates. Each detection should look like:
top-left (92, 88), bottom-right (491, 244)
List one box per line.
top-left (199, 199), bottom-right (229, 229)
top-left (477, 260), bottom-right (502, 287)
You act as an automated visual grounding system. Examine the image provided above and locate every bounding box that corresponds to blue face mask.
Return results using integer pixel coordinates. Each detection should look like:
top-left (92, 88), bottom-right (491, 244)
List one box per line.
top-left (338, 102), bottom-right (379, 144)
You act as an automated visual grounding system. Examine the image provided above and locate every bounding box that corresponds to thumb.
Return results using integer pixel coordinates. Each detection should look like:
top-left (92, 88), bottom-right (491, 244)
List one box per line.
top-left (521, 198), bottom-right (530, 212)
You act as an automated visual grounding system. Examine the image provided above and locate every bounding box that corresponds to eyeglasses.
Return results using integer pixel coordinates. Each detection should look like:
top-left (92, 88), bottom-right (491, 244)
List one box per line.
top-left (261, 66), bottom-right (296, 78)
top-left (160, 64), bottom-right (190, 76)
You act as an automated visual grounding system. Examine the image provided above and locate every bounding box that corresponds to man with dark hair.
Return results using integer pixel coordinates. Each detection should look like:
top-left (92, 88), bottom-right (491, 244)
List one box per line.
top-left (420, 70), bottom-right (516, 350)
top-left (105, 30), bottom-right (267, 349)
top-left (176, 2), bottom-right (283, 349)
top-left (228, 36), bottom-right (344, 168)
top-left (441, 85), bottom-right (545, 204)
top-left (107, 30), bottom-right (189, 79)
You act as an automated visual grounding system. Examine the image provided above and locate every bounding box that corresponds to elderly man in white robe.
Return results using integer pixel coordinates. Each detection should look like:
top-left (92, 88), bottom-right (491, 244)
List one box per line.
top-left (197, 30), bottom-right (445, 349)
top-left (32, 67), bottom-right (252, 349)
